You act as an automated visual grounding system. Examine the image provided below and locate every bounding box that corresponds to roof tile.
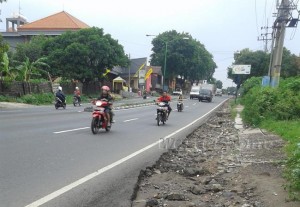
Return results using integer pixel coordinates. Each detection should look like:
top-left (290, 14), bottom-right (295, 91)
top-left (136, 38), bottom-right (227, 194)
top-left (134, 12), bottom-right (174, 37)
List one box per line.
top-left (18, 11), bottom-right (89, 31)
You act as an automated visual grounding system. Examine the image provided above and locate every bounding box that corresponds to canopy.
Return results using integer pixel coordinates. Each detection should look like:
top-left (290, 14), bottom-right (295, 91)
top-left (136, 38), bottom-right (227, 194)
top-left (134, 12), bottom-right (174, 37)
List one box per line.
top-left (113, 76), bottom-right (126, 91)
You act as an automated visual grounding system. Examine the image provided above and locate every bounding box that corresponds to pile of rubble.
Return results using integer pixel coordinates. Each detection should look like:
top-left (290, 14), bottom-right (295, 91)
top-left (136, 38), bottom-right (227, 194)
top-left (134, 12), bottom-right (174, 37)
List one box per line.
top-left (132, 102), bottom-right (298, 207)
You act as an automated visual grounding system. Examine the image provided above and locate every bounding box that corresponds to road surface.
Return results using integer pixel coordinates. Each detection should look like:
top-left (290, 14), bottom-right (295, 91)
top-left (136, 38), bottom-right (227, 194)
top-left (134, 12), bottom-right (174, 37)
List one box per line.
top-left (0, 96), bottom-right (228, 207)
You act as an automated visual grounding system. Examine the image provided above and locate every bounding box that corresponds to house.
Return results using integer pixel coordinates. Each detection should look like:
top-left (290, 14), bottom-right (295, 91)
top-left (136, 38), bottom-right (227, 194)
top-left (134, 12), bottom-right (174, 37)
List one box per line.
top-left (112, 57), bottom-right (146, 92)
top-left (1, 11), bottom-right (90, 50)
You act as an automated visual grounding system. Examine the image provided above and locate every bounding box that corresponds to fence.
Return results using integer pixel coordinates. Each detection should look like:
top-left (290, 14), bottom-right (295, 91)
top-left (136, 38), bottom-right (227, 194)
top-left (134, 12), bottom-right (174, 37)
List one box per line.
top-left (0, 80), bottom-right (109, 97)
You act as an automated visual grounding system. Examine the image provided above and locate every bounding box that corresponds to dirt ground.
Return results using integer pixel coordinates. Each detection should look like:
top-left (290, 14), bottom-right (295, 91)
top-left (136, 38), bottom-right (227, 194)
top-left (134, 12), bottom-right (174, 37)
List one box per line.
top-left (132, 102), bottom-right (300, 207)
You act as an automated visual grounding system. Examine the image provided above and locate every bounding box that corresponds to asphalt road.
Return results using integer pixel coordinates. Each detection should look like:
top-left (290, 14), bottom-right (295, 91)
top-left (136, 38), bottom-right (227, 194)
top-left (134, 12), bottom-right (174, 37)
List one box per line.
top-left (0, 96), bottom-right (228, 207)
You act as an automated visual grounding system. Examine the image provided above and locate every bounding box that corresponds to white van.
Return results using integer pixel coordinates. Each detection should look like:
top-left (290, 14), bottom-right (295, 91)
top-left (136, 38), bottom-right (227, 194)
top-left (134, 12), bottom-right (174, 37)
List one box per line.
top-left (215, 88), bottom-right (222, 96)
top-left (190, 86), bottom-right (201, 99)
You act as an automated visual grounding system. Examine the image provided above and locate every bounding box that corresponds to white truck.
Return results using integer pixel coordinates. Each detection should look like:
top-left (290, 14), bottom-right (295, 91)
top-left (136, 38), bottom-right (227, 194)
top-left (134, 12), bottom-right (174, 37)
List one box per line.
top-left (189, 85), bottom-right (201, 99)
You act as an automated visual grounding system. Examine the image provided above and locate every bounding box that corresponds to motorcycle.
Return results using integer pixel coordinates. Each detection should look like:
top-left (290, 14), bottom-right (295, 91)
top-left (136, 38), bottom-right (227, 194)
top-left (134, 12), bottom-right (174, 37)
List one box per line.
top-left (156, 102), bottom-right (169, 126)
top-left (177, 101), bottom-right (183, 112)
top-left (91, 99), bottom-right (111, 134)
top-left (73, 96), bottom-right (81, 107)
top-left (55, 97), bottom-right (66, 109)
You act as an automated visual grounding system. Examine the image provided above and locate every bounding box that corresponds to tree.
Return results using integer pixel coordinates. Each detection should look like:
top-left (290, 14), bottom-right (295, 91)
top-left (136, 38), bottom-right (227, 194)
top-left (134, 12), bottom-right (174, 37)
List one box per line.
top-left (0, 52), bottom-right (18, 81)
top-left (215, 80), bottom-right (223, 89)
top-left (15, 57), bottom-right (49, 82)
top-left (150, 30), bottom-right (216, 85)
top-left (43, 27), bottom-right (129, 83)
top-left (227, 48), bottom-right (300, 85)
top-left (13, 35), bottom-right (49, 63)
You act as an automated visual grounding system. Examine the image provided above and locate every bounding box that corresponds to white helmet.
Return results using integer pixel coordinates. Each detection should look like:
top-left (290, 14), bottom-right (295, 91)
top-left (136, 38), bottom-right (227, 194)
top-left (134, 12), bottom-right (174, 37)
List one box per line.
top-left (75, 87), bottom-right (79, 90)
top-left (58, 86), bottom-right (62, 91)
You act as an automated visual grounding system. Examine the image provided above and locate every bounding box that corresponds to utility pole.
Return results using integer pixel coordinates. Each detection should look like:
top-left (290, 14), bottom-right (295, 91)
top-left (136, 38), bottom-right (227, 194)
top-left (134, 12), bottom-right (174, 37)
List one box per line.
top-left (128, 54), bottom-right (131, 92)
top-left (269, 0), bottom-right (299, 87)
top-left (258, 20), bottom-right (272, 53)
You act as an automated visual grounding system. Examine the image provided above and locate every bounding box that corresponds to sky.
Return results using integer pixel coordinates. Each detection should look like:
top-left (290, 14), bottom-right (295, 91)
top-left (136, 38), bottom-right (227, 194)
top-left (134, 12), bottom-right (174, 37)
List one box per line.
top-left (0, 0), bottom-right (299, 88)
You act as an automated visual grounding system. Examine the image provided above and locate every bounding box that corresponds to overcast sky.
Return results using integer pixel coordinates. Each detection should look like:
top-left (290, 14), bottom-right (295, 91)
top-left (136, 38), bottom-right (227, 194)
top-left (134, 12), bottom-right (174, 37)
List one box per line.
top-left (1, 0), bottom-right (299, 87)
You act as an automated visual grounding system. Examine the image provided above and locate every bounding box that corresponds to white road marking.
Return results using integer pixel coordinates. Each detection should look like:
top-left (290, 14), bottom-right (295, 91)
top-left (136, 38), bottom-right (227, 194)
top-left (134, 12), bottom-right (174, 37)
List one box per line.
top-left (186, 106), bottom-right (189, 108)
top-left (53, 127), bottom-right (89, 134)
top-left (123, 118), bottom-right (139, 122)
top-left (26, 99), bottom-right (228, 207)
top-left (193, 103), bottom-right (196, 105)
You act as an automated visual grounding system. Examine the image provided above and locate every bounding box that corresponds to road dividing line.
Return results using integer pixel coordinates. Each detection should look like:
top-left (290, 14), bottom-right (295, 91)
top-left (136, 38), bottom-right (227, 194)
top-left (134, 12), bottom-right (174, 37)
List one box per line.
top-left (193, 103), bottom-right (197, 105)
top-left (123, 118), bottom-right (139, 122)
top-left (26, 99), bottom-right (228, 207)
top-left (53, 127), bottom-right (89, 134)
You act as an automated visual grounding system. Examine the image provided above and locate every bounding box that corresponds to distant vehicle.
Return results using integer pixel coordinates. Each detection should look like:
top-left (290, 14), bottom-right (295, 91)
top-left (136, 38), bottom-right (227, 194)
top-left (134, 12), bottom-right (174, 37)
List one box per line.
top-left (172, 88), bottom-right (182, 96)
top-left (190, 85), bottom-right (201, 99)
top-left (201, 84), bottom-right (216, 95)
top-left (215, 88), bottom-right (222, 96)
top-left (198, 89), bottom-right (213, 102)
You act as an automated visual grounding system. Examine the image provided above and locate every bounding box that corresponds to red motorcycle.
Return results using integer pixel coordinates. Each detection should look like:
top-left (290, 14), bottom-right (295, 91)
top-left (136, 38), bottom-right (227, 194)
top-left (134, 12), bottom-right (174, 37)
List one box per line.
top-left (91, 99), bottom-right (111, 134)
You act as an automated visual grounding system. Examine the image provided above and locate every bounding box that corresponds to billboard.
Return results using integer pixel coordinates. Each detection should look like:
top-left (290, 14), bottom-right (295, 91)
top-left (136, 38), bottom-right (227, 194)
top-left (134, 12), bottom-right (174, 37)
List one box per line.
top-left (232, 65), bottom-right (251, 74)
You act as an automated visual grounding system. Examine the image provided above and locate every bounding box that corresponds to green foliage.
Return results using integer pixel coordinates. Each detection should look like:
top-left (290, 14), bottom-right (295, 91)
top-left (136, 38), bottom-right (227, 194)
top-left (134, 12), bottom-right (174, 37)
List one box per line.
top-left (0, 52), bottom-right (18, 81)
top-left (15, 57), bottom-right (50, 82)
top-left (242, 77), bottom-right (300, 125)
top-left (43, 27), bottom-right (128, 82)
top-left (260, 120), bottom-right (300, 199)
top-left (0, 34), bottom-right (9, 59)
top-left (13, 35), bottom-right (49, 63)
top-left (241, 76), bottom-right (300, 199)
top-left (19, 93), bottom-right (54, 105)
top-left (241, 76), bottom-right (261, 96)
top-left (150, 30), bottom-right (216, 83)
top-left (228, 48), bottom-right (300, 85)
top-left (215, 80), bottom-right (223, 89)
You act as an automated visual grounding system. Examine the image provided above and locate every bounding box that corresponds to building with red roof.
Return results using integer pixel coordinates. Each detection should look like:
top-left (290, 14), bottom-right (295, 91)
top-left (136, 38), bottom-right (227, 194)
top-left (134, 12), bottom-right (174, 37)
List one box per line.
top-left (1, 11), bottom-right (90, 50)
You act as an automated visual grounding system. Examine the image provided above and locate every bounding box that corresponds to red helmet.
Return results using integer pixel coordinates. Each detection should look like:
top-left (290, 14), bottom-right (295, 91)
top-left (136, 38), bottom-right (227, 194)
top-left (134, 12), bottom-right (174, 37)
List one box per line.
top-left (101, 86), bottom-right (110, 91)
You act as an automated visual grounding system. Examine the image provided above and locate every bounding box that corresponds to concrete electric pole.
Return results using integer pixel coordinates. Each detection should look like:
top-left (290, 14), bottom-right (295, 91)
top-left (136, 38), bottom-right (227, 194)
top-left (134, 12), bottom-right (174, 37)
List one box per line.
top-left (269, 0), bottom-right (299, 87)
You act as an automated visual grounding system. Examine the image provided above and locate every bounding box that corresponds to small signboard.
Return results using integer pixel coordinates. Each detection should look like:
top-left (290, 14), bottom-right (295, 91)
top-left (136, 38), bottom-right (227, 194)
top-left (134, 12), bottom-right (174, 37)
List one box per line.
top-left (232, 65), bottom-right (251, 74)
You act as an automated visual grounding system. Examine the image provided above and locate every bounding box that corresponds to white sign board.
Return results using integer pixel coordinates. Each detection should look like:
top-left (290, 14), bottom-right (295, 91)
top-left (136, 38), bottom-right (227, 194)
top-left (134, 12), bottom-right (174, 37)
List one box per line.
top-left (232, 65), bottom-right (251, 74)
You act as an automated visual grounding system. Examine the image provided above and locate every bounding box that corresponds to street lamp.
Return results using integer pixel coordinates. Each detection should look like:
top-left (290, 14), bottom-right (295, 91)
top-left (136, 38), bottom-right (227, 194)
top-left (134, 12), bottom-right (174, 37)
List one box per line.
top-left (146, 34), bottom-right (189, 91)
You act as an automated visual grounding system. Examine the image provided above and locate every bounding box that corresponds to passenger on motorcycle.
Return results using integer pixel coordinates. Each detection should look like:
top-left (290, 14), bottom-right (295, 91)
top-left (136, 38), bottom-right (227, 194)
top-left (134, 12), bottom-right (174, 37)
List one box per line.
top-left (56, 86), bottom-right (66, 102)
top-left (97, 86), bottom-right (113, 126)
top-left (157, 91), bottom-right (172, 119)
top-left (178, 94), bottom-right (183, 102)
top-left (74, 86), bottom-right (81, 105)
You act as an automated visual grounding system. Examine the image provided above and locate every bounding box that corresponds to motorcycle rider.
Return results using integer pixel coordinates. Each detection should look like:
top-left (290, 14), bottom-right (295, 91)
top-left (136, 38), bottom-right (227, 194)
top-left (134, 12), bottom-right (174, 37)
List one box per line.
top-left (74, 86), bottom-right (81, 105)
top-left (157, 91), bottom-right (172, 119)
top-left (177, 94), bottom-right (183, 111)
top-left (97, 86), bottom-right (113, 127)
top-left (56, 86), bottom-right (66, 103)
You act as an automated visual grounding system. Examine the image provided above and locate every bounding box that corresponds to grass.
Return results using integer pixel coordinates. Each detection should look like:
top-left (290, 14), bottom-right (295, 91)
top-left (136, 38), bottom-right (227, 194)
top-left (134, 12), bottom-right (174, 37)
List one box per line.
top-left (0, 93), bottom-right (99, 105)
top-left (229, 98), bottom-right (241, 119)
top-left (260, 119), bottom-right (300, 200)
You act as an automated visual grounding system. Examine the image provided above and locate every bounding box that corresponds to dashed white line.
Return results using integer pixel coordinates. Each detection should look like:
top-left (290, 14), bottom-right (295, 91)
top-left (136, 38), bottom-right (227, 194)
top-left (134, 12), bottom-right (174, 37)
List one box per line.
top-left (53, 127), bottom-right (89, 134)
top-left (123, 118), bottom-right (139, 122)
top-left (26, 99), bottom-right (228, 207)
top-left (193, 103), bottom-right (197, 105)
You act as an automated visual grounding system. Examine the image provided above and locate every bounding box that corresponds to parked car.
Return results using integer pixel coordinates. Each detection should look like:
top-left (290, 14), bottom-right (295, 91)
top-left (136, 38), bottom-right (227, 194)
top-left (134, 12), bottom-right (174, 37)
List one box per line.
top-left (198, 89), bottom-right (213, 102)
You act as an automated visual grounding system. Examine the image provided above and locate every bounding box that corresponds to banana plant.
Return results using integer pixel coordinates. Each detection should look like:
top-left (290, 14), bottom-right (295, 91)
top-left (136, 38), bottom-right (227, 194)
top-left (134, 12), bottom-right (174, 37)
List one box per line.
top-left (0, 52), bottom-right (18, 81)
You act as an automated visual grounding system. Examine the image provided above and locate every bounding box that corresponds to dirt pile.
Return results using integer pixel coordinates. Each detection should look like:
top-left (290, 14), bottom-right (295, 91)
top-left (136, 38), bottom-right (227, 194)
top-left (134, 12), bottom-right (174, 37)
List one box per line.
top-left (132, 102), bottom-right (300, 207)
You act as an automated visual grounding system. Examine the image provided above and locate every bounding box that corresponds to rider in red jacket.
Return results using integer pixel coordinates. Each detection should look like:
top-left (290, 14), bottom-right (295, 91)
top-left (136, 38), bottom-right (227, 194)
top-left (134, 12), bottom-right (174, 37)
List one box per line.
top-left (157, 91), bottom-right (172, 118)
